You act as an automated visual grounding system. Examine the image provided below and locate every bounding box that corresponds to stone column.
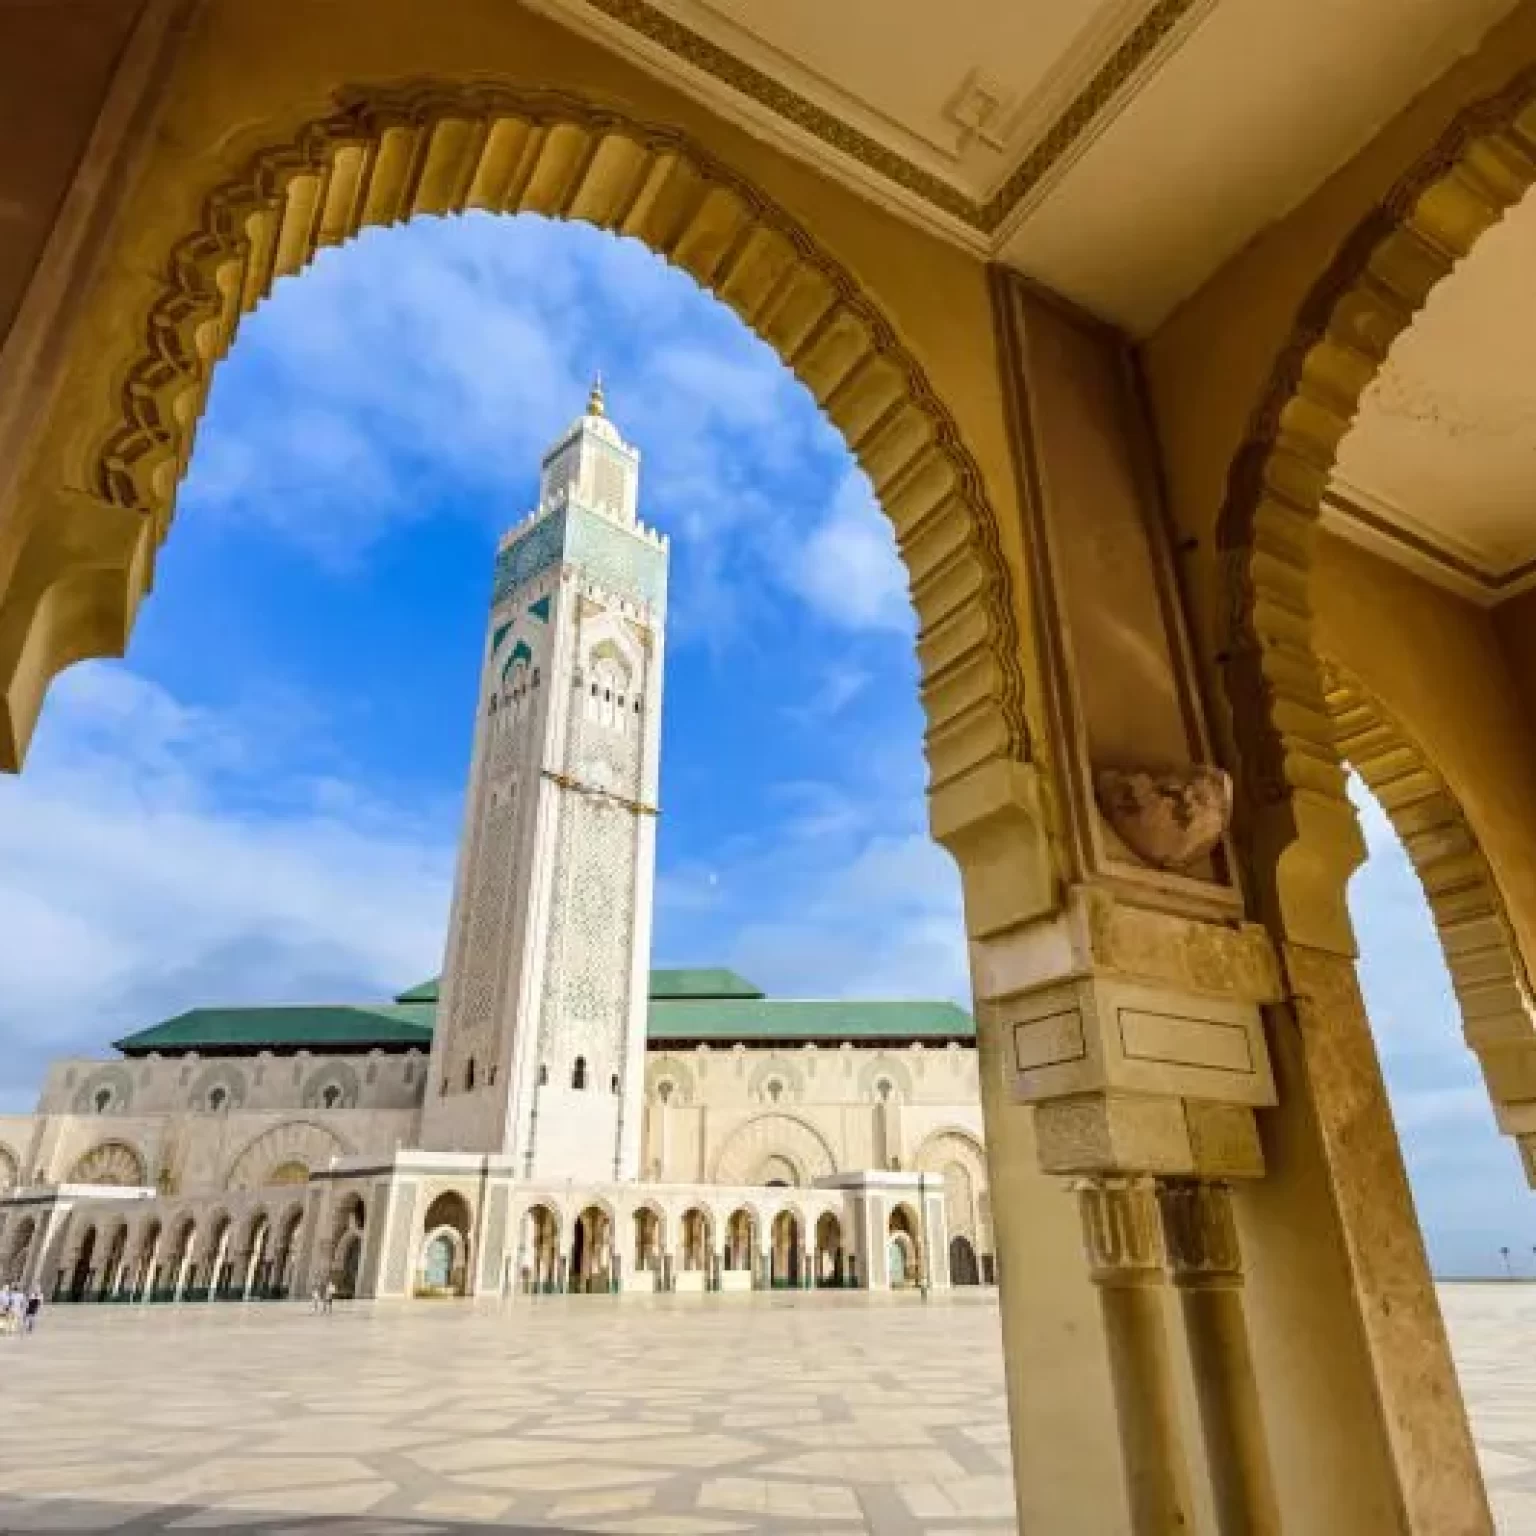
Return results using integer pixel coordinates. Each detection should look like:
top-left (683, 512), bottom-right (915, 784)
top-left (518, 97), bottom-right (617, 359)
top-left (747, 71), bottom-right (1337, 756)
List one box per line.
top-left (1075, 1177), bottom-right (1194, 1535)
top-left (1156, 1179), bottom-right (1279, 1536)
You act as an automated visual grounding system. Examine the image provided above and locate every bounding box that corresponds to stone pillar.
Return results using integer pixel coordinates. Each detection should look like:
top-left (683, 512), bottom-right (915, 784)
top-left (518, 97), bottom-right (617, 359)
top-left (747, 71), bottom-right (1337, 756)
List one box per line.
top-left (1156, 1180), bottom-right (1279, 1536)
top-left (1075, 1177), bottom-right (1195, 1534)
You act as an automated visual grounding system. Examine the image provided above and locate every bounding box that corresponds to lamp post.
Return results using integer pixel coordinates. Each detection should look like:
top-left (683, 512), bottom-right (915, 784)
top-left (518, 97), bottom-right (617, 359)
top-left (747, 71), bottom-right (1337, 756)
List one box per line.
top-left (918, 1170), bottom-right (929, 1302)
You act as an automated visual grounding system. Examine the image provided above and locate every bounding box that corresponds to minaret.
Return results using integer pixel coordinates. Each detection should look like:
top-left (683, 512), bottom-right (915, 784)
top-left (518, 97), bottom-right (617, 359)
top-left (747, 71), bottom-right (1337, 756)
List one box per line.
top-left (421, 381), bottom-right (667, 1180)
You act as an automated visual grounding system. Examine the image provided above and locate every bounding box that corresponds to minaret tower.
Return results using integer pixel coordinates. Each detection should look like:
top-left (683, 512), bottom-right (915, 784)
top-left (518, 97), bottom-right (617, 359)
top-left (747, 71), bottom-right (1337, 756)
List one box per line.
top-left (421, 380), bottom-right (667, 1180)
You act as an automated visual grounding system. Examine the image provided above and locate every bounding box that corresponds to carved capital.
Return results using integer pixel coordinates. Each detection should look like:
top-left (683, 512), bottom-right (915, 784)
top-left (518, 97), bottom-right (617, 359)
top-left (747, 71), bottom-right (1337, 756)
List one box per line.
top-left (1156, 1179), bottom-right (1242, 1288)
top-left (1074, 1175), bottom-right (1163, 1285)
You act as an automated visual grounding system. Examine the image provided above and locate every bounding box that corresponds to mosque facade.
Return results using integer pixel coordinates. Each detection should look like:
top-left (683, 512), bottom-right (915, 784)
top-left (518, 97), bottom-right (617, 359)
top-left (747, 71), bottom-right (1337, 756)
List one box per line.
top-left (0, 392), bottom-right (992, 1304)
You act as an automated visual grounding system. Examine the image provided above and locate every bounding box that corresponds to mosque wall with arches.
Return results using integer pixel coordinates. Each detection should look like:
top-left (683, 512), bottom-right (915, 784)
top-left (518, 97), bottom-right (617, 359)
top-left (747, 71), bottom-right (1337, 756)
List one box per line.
top-left (0, 1036), bottom-right (995, 1298)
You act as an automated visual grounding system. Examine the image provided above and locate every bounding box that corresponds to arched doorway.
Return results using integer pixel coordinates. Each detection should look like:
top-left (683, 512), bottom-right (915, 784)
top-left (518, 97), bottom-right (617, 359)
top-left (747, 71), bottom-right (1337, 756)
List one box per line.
top-left (97, 1224), bottom-right (128, 1301)
top-left (770, 1210), bottom-right (801, 1289)
top-left (132, 1221), bottom-right (162, 1300)
top-left (570, 1205), bottom-right (613, 1295)
top-left (327, 1194), bottom-right (367, 1299)
top-left (202, 1214), bottom-right (234, 1300)
top-left (417, 1191), bottom-right (471, 1297)
top-left (632, 1206), bottom-right (662, 1287)
top-left (815, 1212), bottom-right (844, 1288)
top-left (887, 1206), bottom-right (920, 1289)
top-left (163, 1217), bottom-right (197, 1302)
top-left (271, 1207), bottom-right (304, 1299)
top-left (67, 1225), bottom-right (97, 1301)
top-left (3, 1216), bottom-right (36, 1288)
top-left (723, 1208), bottom-right (756, 1289)
top-left (242, 1212), bottom-right (272, 1298)
top-left (520, 1204), bottom-right (560, 1293)
top-left (679, 1208), bottom-right (711, 1274)
top-left (949, 1234), bottom-right (980, 1286)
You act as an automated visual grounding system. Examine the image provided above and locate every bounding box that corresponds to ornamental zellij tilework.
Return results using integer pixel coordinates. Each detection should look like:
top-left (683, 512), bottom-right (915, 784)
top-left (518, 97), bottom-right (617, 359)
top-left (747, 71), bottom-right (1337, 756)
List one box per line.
top-left (0, 383), bottom-right (994, 1305)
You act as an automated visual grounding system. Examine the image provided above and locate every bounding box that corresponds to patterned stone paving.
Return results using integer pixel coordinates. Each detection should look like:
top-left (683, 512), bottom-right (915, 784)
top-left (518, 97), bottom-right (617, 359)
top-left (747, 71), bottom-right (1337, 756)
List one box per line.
top-left (0, 1284), bottom-right (1530, 1533)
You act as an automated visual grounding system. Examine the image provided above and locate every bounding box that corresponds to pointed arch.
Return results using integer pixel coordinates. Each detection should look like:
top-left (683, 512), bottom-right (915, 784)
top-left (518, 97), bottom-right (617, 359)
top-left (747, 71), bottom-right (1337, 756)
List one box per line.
top-left (1324, 660), bottom-right (1536, 1182)
top-left (1217, 68), bottom-right (1536, 937)
top-left (5, 83), bottom-right (1029, 794)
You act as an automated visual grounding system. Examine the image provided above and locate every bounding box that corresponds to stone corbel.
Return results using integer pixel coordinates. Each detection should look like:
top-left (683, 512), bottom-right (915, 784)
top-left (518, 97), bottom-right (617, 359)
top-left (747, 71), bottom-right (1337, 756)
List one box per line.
top-left (929, 753), bottom-right (1060, 940)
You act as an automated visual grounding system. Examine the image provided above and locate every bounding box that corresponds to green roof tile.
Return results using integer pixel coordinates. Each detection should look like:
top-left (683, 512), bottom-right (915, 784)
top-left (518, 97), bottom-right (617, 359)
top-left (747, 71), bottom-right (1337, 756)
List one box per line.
top-left (115, 1004), bottom-right (435, 1056)
top-left (113, 973), bottom-right (974, 1055)
top-left (647, 968), bottom-right (763, 1000)
top-left (394, 978), bottom-right (440, 1003)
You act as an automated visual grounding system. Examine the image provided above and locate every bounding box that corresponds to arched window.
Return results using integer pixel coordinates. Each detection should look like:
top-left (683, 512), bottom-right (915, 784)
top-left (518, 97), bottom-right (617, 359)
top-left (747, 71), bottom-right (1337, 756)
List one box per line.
top-left (876, 1078), bottom-right (894, 1103)
top-left (322, 1085), bottom-right (341, 1109)
top-left (572, 1057), bottom-right (588, 1090)
top-left (465, 1058), bottom-right (476, 1092)
top-left (93, 1088), bottom-right (112, 1113)
top-left (208, 1086), bottom-right (227, 1113)
top-left (765, 1078), bottom-right (784, 1104)
top-left (657, 1080), bottom-right (674, 1105)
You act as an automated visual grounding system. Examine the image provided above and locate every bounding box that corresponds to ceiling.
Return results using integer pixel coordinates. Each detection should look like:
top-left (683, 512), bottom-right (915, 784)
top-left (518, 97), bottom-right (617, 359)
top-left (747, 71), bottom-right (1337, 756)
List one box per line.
top-left (1329, 182), bottom-right (1536, 607)
top-left (526, 0), bottom-right (1518, 332)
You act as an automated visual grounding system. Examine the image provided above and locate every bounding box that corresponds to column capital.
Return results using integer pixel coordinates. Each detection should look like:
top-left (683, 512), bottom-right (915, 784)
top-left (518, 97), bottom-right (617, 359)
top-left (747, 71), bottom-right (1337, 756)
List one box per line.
top-left (1073, 1176), bottom-right (1163, 1285)
top-left (1155, 1179), bottom-right (1243, 1288)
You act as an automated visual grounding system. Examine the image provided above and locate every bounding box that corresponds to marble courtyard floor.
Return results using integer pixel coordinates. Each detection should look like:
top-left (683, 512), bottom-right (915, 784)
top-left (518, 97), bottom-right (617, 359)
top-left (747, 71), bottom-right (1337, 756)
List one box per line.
top-left (0, 1283), bottom-right (1530, 1534)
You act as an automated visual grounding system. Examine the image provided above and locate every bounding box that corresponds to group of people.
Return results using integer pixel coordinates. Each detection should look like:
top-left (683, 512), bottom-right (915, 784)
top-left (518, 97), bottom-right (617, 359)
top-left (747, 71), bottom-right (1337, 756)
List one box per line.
top-left (0, 1284), bottom-right (42, 1335)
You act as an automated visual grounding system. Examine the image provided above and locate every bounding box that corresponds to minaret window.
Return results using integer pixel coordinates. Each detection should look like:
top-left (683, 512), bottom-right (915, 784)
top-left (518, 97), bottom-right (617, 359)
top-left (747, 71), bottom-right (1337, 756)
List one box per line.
top-left (609, 1073), bottom-right (619, 1093)
top-left (572, 1056), bottom-right (588, 1090)
top-left (465, 1058), bottom-right (476, 1092)
top-left (538, 1064), bottom-right (548, 1087)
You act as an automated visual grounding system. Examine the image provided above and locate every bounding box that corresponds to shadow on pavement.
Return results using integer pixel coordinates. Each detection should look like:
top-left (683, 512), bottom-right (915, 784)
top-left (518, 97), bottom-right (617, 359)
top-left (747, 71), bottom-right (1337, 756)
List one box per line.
top-left (0, 1500), bottom-right (594, 1534)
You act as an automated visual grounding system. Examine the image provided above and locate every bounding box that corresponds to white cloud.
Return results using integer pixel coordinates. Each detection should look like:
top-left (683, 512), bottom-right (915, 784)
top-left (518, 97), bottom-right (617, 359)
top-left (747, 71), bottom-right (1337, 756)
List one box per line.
top-left (0, 664), bottom-right (453, 1111)
top-left (791, 471), bottom-right (914, 635)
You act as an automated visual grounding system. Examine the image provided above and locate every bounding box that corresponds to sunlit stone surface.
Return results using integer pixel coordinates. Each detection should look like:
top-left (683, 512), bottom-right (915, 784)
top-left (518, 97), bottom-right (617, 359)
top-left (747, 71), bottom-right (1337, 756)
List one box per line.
top-left (0, 1286), bottom-right (1526, 1533)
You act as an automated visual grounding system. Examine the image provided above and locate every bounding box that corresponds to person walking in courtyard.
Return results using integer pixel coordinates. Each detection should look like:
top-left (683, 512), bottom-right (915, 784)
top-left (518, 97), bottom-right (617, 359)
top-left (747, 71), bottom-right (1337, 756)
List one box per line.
top-left (323, 1277), bottom-right (336, 1313)
top-left (23, 1288), bottom-right (40, 1334)
top-left (0, 1284), bottom-right (13, 1336)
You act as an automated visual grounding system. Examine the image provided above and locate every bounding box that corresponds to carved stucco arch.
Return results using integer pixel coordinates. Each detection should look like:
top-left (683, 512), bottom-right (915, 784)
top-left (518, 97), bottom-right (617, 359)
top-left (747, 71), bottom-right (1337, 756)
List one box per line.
top-left (1324, 661), bottom-right (1536, 1185)
top-left (7, 83), bottom-right (1031, 805)
top-left (712, 1112), bottom-right (837, 1187)
top-left (66, 1139), bottom-right (148, 1187)
top-left (224, 1120), bottom-right (350, 1192)
top-left (1218, 68), bottom-right (1536, 942)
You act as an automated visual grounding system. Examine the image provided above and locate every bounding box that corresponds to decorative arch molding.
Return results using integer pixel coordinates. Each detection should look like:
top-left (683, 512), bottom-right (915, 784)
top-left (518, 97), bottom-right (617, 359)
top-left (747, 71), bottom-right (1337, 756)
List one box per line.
top-left (7, 82), bottom-right (1031, 798)
top-left (224, 1120), bottom-right (350, 1192)
top-left (66, 1139), bottom-right (148, 1187)
top-left (1216, 68), bottom-right (1536, 941)
top-left (712, 1111), bottom-right (837, 1186)
top-left (1324, 660), bottom-right (1536, 1181)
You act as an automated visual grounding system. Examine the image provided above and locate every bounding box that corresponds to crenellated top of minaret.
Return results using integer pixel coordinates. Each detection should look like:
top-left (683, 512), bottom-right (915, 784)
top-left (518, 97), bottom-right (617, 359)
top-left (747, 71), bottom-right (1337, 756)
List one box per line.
top-left (537, 372), bottom-right (641, 525)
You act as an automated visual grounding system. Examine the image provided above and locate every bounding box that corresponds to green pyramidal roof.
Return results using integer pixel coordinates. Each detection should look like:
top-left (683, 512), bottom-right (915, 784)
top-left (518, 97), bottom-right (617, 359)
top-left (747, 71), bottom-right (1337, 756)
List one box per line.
top-left (115, 969), bottom-right (973, 1056)
top-left (114, 1004), bottom-right (435, 1056)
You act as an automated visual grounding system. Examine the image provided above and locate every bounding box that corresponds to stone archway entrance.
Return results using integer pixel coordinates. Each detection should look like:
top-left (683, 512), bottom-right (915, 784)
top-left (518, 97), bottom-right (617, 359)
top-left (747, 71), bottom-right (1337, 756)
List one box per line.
top-left (418, 1191), bottom-right (472, 1298)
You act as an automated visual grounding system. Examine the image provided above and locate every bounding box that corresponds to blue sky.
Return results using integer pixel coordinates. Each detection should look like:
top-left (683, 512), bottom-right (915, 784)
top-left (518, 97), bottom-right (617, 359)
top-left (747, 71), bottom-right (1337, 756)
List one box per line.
top-left (0, 213), bottom-right (1528, 1275)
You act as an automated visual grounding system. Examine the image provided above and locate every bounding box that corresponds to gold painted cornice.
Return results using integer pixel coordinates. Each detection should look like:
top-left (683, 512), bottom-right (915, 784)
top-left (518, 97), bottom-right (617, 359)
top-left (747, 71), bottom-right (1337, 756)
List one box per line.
top-left (574, 0), bottom-right (1207, 235)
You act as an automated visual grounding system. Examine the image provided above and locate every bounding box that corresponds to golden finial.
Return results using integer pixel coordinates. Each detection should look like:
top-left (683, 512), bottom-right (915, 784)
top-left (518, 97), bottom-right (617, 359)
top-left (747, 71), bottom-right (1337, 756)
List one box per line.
top-left (587, 371), bottom-right (606, 418)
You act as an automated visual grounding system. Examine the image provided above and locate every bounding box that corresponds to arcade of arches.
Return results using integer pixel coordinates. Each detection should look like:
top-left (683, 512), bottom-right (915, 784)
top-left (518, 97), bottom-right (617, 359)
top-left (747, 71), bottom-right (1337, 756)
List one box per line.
top-left (15, 3), bottom-right (1536, 1533)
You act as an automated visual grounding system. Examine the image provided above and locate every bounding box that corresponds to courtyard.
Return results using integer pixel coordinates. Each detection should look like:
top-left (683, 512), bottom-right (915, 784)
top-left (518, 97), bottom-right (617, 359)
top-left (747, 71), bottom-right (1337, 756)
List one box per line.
top-left (0, 1286), bottom-right (1530, 1534)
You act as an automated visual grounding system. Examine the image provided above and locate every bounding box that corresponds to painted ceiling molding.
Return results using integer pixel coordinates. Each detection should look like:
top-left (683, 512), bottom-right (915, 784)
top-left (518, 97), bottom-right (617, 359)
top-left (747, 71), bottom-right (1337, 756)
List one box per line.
top-left (563, 0), bottom-right (1211, 234)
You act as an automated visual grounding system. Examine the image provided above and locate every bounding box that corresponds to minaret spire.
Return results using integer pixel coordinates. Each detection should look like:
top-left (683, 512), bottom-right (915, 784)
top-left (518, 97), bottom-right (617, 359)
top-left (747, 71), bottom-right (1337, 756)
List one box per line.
top-left (587, 371), bottom-right (606, 418)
